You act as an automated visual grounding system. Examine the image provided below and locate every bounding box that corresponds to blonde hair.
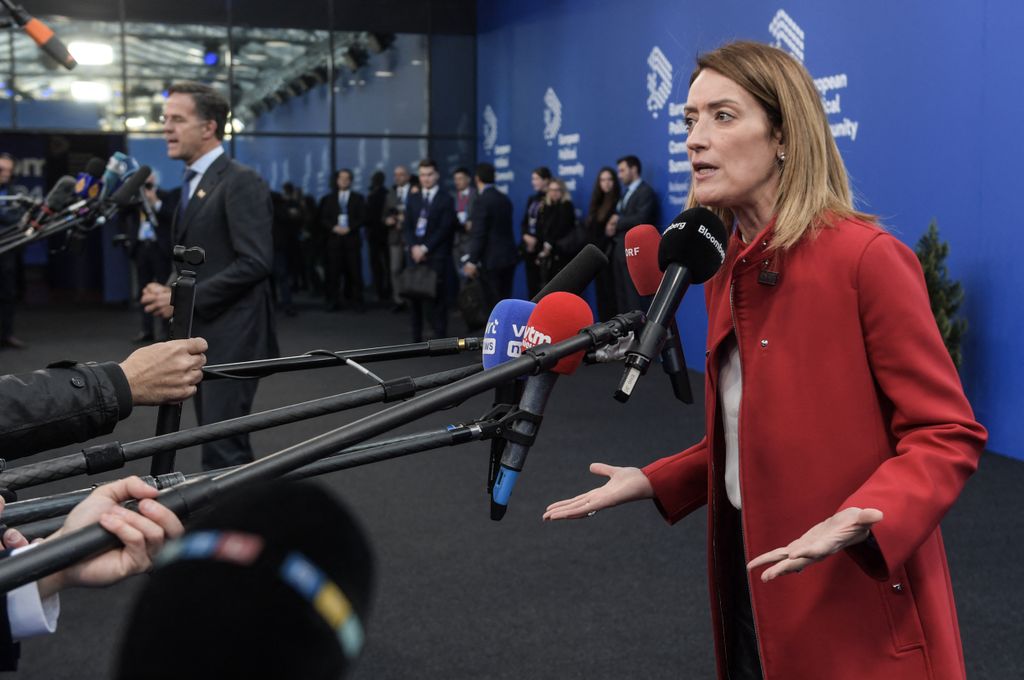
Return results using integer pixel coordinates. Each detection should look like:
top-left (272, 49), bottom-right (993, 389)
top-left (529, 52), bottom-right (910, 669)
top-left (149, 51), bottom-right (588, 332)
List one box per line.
top-left (545, 176), bottom-right (572, 205)
top-left (686, 41), bottom-right (873, 250)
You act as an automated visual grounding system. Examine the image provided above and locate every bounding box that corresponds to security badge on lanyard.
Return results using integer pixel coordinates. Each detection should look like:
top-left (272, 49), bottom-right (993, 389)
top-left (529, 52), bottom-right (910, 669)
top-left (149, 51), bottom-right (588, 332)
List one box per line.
top-left (338, 195), bottom-right (349, 230)
top-left (416, 197), bottom-right (429, 238)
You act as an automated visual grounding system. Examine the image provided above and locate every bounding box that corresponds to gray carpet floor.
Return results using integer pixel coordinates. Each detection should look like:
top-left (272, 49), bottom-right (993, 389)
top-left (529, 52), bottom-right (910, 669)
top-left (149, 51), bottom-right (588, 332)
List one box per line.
top-left (0, 294), bottom-right (1019, 679)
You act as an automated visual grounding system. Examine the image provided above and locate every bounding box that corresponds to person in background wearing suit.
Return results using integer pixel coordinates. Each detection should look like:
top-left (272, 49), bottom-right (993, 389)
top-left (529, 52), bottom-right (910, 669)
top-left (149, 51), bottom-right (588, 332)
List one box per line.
top-left (128, 173), bottom-right (178, 342)
top-left (403, 158), bottom-right (456, 342)
top-left (385, 165), bottom-right (413, 312)
top-left (0, 153), bottom-right (26, 349)
top-left (519, 166), bottom-right (551, 299)
top-left (606, 155), bottom-right (657, 314)
top-left (585, 167), bottom-right (621, 321)
top-left (461, 163), bottom-right (517, 311)
top-left (319, 169), bottom-right (366, 313)
top-left (141, 81), bottom-right (279, 471)
top-left (364, 170), bottom-right (391, 305)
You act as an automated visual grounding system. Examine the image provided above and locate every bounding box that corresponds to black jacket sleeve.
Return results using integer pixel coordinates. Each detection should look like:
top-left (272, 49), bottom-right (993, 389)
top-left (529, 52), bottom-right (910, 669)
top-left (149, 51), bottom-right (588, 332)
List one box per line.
top-left (0, 557), bottom-right (20, 671)
top-left (0, 361), bottom-right (132, 461)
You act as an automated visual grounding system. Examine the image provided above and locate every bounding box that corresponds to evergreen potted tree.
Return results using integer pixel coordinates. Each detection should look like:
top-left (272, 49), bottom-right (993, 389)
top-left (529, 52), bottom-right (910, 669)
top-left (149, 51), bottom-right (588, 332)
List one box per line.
top-left (914, 220), bottom-right (968, 369)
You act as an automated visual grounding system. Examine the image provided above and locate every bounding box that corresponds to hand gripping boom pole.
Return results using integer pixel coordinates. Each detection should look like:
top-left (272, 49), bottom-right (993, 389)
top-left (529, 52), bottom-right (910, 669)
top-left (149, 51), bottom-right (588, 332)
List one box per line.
top-left (0, 312), bottom-right (643, 592)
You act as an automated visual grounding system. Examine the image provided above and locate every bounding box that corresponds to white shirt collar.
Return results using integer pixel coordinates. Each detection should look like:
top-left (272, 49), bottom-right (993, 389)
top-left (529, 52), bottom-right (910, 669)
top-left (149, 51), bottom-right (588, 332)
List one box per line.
top-left (626, 178), bottom-right (642, 194)
top-left (187, 145), bottom-right (224, 178)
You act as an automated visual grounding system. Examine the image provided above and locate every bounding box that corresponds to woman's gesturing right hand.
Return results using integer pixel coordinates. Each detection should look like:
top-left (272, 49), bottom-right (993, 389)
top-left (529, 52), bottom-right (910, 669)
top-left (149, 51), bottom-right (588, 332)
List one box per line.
top-left (543, 463), bottom-right (655, 520)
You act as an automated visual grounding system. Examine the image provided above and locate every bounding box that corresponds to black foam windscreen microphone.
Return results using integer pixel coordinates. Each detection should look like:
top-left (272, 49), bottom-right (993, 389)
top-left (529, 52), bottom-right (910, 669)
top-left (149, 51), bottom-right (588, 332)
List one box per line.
top-left (23, 175), bottom-right (77, 230)
top-left (110, 166), bottom-right (151, 208)
top-left (531, 243), bottom-right (608, 302)
top-left (615, 207), bottom-right (728, 402)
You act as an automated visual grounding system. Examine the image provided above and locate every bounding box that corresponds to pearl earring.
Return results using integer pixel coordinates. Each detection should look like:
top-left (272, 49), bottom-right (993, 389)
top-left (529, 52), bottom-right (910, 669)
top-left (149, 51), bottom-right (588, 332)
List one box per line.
top-left (778, 151), bottom-right (786, 163)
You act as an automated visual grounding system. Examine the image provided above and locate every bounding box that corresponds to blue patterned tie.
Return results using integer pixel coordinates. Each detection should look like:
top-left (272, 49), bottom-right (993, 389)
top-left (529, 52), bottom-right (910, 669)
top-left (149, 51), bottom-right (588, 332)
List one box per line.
top-left (179, 168), bottom-right (198, 223)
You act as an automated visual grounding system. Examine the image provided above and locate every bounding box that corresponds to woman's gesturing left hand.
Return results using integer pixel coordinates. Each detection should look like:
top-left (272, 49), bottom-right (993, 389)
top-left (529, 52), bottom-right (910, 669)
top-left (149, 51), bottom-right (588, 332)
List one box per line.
top-left (747, 507), bottom-right (883, 582)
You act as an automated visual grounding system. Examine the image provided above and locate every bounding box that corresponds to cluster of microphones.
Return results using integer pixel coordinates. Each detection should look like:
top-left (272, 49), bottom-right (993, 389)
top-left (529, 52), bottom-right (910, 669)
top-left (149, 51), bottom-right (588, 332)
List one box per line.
top-left (0, 152), bottom-right (152, 256)
top-left (0, 206), bottom-right (728, 595)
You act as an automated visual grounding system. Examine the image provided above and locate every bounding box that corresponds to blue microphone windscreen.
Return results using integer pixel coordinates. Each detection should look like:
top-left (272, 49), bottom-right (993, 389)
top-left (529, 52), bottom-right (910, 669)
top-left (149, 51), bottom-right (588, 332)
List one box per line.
top-left (482, 299), bottom-right (536, 371)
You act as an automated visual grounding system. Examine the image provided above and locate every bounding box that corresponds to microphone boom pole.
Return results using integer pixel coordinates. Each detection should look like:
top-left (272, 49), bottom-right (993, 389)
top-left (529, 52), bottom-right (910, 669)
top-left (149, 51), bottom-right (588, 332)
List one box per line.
top-left (0, 312), bottom-right (644, 592)
top-left (0, 363), bottom-right (484, 491)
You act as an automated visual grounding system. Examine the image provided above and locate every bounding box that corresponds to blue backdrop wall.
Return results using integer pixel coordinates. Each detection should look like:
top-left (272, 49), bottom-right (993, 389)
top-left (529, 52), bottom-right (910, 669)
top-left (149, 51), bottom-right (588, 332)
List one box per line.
top-left (477, 0), bottom-right (1022, 459)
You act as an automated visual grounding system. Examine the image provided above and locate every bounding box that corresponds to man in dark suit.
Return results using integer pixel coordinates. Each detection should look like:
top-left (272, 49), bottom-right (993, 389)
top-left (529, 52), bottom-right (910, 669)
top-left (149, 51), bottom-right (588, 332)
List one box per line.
top-left (318, 169), bottom-right (366, 312)
top-left (607, 154), bottom-right (657, 314)
top-left (461, 163), bottom-right (518, 311)
top-left (0, 153), bottom-right (26, 349)
top-left (403, 158), bottom-right (456, 342)
top-left (126, 174), bottom-right (178, 342)
top-left (142, 81), bottom-right (278, 470)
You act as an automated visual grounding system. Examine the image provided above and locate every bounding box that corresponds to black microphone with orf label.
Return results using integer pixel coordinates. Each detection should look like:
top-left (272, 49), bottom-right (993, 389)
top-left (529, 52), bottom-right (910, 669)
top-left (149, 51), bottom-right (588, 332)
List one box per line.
top-left (615, 207), bottom-right (728, 402)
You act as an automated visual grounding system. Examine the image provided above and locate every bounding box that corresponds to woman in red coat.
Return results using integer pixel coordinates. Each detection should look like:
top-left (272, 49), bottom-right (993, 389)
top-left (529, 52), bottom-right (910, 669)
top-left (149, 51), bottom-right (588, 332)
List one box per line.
top-left (545, 41), bottom-right (986, 680)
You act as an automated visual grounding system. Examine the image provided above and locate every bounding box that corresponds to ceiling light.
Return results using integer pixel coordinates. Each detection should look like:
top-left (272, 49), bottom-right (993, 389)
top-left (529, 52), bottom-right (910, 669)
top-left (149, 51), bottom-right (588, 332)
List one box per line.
top-left (68, 41), bottom-right (114, 66)
top-left (125, 116), bottom-right (147, 129)
top-left (374, 71), bottom-right (393, 78)
top-left (70, 81), bottom-right (111, 102)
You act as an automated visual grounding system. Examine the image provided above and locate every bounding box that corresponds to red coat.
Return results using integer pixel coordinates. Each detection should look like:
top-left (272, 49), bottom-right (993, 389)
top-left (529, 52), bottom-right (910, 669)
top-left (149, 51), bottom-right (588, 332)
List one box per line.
top-left (643, 216), bottom-right (986, 679)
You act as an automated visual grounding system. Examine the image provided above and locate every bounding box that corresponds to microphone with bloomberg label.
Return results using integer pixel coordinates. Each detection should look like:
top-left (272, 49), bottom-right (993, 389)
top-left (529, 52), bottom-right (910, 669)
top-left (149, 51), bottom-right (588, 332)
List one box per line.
top-left (615, 207), bottom-right (728, 402)
top-left (490, 292), bottom-right (594, 520)
top-left (624, 223), bottom-right (694, 403)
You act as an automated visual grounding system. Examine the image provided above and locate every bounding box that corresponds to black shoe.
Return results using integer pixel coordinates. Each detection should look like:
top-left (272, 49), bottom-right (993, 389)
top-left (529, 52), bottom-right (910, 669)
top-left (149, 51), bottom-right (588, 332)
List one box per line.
top-left (132, 332), bottom-right (154, 344)
top-left (325, 302), bottom-right (341, 312)
top-left (284, 307), bottom-right (297, 317)
top-left (390, 302), bottom-right (407, 313)
top-left (1, 336), bottom-right (27, 349)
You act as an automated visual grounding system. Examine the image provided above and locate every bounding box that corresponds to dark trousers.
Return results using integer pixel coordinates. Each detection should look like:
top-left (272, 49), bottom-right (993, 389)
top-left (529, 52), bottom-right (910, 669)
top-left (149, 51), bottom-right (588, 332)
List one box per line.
top-left (194, 376), bottom-right (260, 470)
top-left (272, 248), bottom-right (293, 309)
top-left (410, 261), bottom-right (448, 342)
top-left (594, 258), bottom-right (617, 321)
top-left (479, 265), bottom-right (515, 312)
top-left (0, 251), bottom-right (17, 341)
top-left (611, 236), bottom-right (644, 314)
top-left (725, 512), bottom-right (764, 680)
top-left (523, 257), bottom-right (542, 300)
top-left (135, 241), bottom-right (171, 337)
top-left (367, 236), bottom-right (391, 301)
top-left (325, 234), bottom-right (364, 305)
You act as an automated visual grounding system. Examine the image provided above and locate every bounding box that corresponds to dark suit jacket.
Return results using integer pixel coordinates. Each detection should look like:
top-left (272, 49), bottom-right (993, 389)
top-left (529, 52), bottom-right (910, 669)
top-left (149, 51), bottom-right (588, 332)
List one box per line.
top-left (125, 187), bottom-right (176, 259)
top-left (402, 188), bottom-right (456, 272)
top-left (317, 190), bottom-right (366, 245)
top-left (0, 555), bottom-right (17, 671)
top-left (173, 152), bottom-right (278, 365)
top-left (615, 180), bottom-right (657, 235)
top-left (466, 186), bottom-right (517, 270)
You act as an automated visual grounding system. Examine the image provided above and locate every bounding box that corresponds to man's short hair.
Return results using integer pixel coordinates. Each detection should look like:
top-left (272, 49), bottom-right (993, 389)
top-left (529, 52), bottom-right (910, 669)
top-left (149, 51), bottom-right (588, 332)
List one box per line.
top-left (616, 155), bottom-right (642, 175)
top-left (474, 163), bottom-right (496, 185)
top-left (453, 166), bottom-right (471, 177)
top-left (335, 168), bottom-right (353, 182)
top-left (0, 153), bottom-right (15, 163)
top-left (418, 158), bottom-right (439, 172)
top-left (167, 81), bottom-right (230, 141)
